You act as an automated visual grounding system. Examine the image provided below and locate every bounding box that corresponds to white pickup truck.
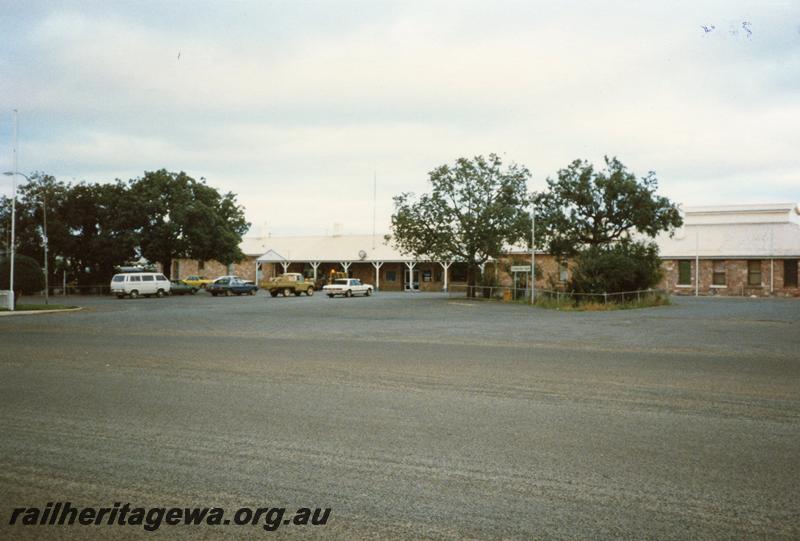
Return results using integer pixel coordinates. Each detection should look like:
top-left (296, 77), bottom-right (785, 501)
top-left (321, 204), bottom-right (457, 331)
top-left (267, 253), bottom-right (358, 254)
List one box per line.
top-left (323, 278), bottom-right (373, 298)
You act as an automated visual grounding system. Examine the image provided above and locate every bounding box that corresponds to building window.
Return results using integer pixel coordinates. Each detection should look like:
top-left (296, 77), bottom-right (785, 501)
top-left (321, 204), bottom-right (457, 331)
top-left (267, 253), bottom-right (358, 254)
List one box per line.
top-left (422, 270), bottom-right (432, 282)
top-left (198, 260), bottom-right (205, 271)
top-left (784, 260), bottom-right (798, 288)
top-left (747, 260), bottom-right (761, 286)
top-left (678, 261), bottom-right (691, 285)
top-left (451, 266), bottom-right (467, 282)
top-left (712, 261), bottom-right (726, 286)
top-left (558, 260), bottom-right (568, 282)
top-left (386, 270), bottom-right (397, 282)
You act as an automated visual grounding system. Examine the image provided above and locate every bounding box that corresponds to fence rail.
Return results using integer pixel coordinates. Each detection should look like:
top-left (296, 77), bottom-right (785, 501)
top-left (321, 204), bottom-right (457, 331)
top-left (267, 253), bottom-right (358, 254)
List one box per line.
top-left (447, 284), bottom-right (669, 304)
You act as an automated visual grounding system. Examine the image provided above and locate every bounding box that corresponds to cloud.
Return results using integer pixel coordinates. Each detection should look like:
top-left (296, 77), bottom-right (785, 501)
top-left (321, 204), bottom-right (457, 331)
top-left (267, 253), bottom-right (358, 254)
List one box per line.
top-left (0, 1), bottom-right (798, 234)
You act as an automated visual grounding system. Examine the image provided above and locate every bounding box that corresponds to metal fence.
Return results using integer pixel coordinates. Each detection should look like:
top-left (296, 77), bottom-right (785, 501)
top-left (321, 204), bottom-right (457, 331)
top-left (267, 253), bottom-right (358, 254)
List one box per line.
top-left (446, 284), bottom-right (669, 305)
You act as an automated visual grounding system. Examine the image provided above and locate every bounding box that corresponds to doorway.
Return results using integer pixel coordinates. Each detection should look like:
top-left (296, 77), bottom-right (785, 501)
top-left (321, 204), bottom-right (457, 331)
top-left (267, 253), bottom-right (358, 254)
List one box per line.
top-left (403, 269), bottom-right (420, 290)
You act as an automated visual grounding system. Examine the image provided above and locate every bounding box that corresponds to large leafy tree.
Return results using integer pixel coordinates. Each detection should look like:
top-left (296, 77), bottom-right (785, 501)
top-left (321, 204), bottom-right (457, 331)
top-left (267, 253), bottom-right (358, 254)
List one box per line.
top-left (129, 169), bottom-right (250, 277)
top-left (533, 156), bottom-right (682, 256)
top-left (1, 173), bottom-right (71, 285)
top-left (534, 157), bottom-right (682, 293)
top-left (62, 181), bottom-right (140, 284)
top-left (390, 154), bottom-right (531, 289)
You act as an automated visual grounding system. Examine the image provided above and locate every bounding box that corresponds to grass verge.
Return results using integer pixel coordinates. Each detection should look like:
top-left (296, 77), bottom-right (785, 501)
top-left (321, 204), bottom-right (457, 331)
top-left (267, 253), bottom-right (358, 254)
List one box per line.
top-left (1, 303), bottom-right (79, 312)
top-left (533, 294), bottom-right (671, 311)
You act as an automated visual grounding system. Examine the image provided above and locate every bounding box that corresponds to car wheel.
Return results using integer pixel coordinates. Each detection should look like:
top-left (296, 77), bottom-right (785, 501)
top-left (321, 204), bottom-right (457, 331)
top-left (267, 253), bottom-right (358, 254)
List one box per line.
top-left (345, 290), bottom-right (352, 298)
top-left (327, 294), bottom-right (335, 298)
top-left (270, 290), bottom-right (278, 297)
top-left (306, 288), bottom-right (314, 296)
top-left (156, 289), bottom-right (165, 298)
top-left (129, 290), bottom-right (139, 299)
top-left (365, 288), bottom-right (372, 296)
top-left (283, 288), bottom-right (292, 297)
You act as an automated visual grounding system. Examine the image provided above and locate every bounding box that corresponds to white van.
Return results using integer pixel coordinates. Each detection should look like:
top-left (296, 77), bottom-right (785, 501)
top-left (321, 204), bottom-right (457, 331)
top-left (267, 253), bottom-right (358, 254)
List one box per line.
top-left (110, 272), bottom-right (171, 299)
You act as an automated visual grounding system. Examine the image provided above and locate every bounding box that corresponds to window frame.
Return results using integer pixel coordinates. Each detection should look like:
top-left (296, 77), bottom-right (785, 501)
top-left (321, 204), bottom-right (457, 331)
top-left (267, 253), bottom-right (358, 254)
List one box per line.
top-left (558, 260), bottom-right (569, 283)
top-left (711, 260), bottom-right (726, 287)
top-left (783, 259), bottom-right (798, 288)
top-left (747, 260), bottom-right (762, 287)
top-left (677, 260), bottom-right (692, 286)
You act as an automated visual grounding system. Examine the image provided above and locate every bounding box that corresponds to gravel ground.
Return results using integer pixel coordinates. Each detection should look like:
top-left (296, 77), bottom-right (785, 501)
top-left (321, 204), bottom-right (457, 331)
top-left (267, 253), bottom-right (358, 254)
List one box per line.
top-left (1, 292), bottom-right (798, 539)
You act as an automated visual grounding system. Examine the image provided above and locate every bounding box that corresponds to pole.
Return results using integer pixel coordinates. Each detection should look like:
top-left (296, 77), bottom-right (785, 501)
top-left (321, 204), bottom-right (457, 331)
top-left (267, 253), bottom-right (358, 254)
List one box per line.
top-left (42, 188), bottom-right (48, 304)
top-left (694, 228), bottom-right (699, 297)
top-left (530, 204), bottom-right (535, 304)
top-left (10, 110), bottom-right (17, 310)
top-left (372, 172), bottom-right (377, 250)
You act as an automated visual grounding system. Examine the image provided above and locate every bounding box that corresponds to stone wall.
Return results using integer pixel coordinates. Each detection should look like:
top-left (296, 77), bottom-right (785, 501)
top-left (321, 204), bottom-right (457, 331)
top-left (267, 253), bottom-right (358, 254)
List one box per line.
top-left (662, 258), bottom-right (800, 297)
top-left (172, 255), bottom-right (800, 297)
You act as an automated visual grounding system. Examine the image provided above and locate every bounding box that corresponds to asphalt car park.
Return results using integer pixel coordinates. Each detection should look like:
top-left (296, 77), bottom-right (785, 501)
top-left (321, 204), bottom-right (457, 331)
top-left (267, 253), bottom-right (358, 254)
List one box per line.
top-left (1, 293), bottom-right (798, 539)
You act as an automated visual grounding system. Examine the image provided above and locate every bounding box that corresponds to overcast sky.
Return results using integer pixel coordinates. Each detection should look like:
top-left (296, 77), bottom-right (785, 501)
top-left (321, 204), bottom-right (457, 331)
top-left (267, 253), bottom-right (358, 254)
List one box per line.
top-left (1, 1), bottom-right (798, 236)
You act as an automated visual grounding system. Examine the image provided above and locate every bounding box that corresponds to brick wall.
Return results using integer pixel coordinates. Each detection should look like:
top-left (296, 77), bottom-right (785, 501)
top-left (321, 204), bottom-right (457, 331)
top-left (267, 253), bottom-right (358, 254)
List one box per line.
top-left (661, 258), bottom-right (800, 297)
top-left (174, 255), bottom-right (800, 297)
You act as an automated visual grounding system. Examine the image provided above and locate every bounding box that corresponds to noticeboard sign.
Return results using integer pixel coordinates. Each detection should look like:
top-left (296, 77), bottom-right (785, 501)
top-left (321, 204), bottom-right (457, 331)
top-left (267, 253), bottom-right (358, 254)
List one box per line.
top-left (510, 265), bottom-right (531, 273)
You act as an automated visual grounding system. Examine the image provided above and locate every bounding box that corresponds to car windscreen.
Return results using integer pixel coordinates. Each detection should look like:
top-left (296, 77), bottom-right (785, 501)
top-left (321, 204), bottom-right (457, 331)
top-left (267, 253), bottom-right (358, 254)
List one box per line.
top-left (112, 275), bottom-right (125, 282)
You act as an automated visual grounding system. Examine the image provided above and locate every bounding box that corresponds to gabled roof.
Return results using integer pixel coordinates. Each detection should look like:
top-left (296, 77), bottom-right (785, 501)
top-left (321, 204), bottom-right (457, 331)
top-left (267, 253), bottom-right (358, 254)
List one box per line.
top-left (255, 249), bottom-right (287, 263)
top-left (241, 203), bottom-right (800, 261)
top-left (243, 234), bottom-right (410, 262)
top-left (657, 203), bottom-right (800, 258)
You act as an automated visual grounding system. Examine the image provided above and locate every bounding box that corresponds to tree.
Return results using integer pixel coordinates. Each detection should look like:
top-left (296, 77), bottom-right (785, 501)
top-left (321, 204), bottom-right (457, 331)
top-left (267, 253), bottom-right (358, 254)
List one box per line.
top-left (534, 157), bottom-right (682, 294)
top-left (0, 254), bottom-right (44, 306)
top-left (390, 154), bottom-right (531, 292)
top-left (533, 156), bottom-right (682, 256)
top-left (129, 170), bottom-right (250, 277)
top-left (0, 173), bottom-right (72, 289)
top-left (61, 181), bottom-right (141, 285)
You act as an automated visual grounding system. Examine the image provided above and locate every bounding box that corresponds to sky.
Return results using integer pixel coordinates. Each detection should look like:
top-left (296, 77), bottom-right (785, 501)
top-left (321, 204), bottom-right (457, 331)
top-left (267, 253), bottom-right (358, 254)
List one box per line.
top-left (1, 0), bottom-right (798, 236)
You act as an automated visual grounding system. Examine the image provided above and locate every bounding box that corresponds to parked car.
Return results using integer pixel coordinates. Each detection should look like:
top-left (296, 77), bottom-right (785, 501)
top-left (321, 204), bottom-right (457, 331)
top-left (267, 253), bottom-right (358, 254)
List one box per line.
top-left (323, 278), bottom-right (373, 298)
top-left (214, 275), bottom-right (255, 285)
top-left (110, 272), bottom-right (171, 299)
top-left (267, 273), bottom-right (315, 297)
top-left (169, 280), bottom-right (197, 295)
top-left (181, 275), bottom-right (214, 289)
top-left (207, 277), bottom-right (258, 296)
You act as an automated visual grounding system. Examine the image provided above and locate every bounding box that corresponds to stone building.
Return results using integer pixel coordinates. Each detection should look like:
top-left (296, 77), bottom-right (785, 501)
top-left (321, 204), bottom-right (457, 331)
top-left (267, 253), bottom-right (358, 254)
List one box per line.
top-left (655, 203), bottom-right (800, 296)
top-left (173, 233), bottom-right (471, 292)
top-left (172, 202), bottom-right (800, 297)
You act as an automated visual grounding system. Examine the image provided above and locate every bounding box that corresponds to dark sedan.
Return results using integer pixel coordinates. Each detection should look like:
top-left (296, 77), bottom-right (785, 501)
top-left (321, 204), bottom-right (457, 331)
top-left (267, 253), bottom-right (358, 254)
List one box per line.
top-left (169, 280), bottom-right (197, 295)
top-left (207, 277), bottom-right (258, 296)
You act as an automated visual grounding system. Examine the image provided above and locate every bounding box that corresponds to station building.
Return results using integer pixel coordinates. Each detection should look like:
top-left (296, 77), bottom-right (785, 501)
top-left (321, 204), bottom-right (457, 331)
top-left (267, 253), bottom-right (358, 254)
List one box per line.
top-left (172, 202), bottom-right (800, 297)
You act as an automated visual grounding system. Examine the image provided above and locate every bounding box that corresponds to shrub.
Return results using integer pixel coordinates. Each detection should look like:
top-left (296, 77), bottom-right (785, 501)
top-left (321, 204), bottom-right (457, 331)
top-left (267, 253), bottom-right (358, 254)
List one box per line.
top-left (0, 255), bottom-right (45, 305)
top-left (568, 241), bottom-right (663, 294)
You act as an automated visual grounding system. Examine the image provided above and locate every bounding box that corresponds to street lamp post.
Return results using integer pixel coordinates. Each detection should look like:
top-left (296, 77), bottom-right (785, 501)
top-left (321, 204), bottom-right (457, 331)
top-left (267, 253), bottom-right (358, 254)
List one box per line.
top-left (530, 203), bottom-right (535, 305)
top-left (3, 170), bottom-right (48, 304)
